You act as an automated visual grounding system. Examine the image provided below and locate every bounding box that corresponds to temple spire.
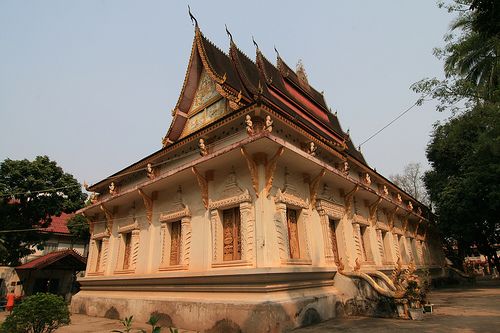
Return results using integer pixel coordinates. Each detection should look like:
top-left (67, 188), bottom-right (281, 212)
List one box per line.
top-left (225, 24), bottom-right (234, 44)
top-left (188, 5), bottom-right (198, 27)
top-left (252, 36), bottom-right (259, 51)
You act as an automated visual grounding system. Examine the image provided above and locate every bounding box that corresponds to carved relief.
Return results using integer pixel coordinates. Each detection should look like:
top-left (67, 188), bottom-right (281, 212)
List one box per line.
top-left (368, 197), bottom-right (383, 226)
top-left (307, 142), bottom-right (317, 156)
top-left (208, 169), bottom-right (252, 209)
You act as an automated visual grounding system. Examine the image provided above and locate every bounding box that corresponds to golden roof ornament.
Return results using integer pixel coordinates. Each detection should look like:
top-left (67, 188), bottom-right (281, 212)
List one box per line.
top-left (264, 115), bottom-right (273, 132)
top-left (245, 115), bottom-right (254, 135)
top-left (109, 182), bottom-right (118, 196)
top-left (146, 163), bottom-right (156, 180)
top-left (295, 59), bottom-right (309, 86)
top-left (199, 138), bottom-right (208, 156)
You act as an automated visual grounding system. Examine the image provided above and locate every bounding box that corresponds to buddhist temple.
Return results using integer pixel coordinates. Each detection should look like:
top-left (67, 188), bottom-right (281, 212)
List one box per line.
top-left (72, 21), bottom-right (446, 331)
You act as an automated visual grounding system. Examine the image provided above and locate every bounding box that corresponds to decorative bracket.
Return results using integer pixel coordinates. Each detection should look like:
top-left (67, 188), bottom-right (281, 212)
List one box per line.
top-left (386, 206), bottom-right (399, 230)
top-left (100, 204), bottom-right (113, 232)
top-left (309, 168), bottom-right (326, 207)
top-left (265, 146), bottom-right (285, 197)
top-left (343, 184), bottom-right (359, 217)
top-left (241, 147), bottom-right (259, 197)
top-left (191, 166), bottom-right (208, 209)
top-left (138, 188), bottom-right (153, 224)
top-left (368, 196), bottom-right (383, 224)
top-left (413, 218), bottom-right (423, 238)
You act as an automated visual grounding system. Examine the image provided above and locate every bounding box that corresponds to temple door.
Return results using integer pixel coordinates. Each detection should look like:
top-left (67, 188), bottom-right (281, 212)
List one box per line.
top-left (287, 209), bottom-right (300, 259)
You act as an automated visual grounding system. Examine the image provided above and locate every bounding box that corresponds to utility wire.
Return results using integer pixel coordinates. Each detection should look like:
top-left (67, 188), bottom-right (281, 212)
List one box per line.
top-left (358, 99), bottom-right (422, 148)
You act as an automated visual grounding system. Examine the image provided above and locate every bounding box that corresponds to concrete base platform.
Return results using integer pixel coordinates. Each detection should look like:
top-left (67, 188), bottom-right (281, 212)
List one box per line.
top-left (71, 287), bottom-right (342, 332)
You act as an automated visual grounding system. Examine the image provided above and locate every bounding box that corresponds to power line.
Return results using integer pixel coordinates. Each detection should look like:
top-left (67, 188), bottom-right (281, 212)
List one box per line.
top-left (357, 99), bottom-right (422, 148)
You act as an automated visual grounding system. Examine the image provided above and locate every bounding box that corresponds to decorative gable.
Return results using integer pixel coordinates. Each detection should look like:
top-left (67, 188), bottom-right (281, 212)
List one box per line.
top-left (180, 69), bottom-right (229, 138)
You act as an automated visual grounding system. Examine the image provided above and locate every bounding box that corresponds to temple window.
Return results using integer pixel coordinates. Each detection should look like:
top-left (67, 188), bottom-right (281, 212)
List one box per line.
top-left (95, 239), bottom-right (102, 271)
top-left (122, 232), bottom-right (132, 270)
top-left (169, 220), bottom-right (181, 265)
top-left (208, 170), bottom-right (254, 267)
top-left (115, 220), bottom-right (140, 273)
top-left (328, 219), bottom-right (340, 264)
top-left (158, 186), bottom-right (192, 271)
top-left (287, 208), bottom-right (300, 259)
top-left (222, 207), bottom-right (241, 261)
top-left (359, 226), bottom-right (368, 261)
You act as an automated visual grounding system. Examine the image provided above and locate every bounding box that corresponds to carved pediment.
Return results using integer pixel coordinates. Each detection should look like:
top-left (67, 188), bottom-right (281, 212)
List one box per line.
top-left (92, 223), bottom-right (110, 240)
top-left (209, 170), bottom-right (251, 209)
top-left (376, 221), bottom-right (391, 231)
top-left (180, 70), bottom-right (229, 138)
top-left (159, 186), bottom-right (191, 223)
top-left (118, 219), bottom-right (140, 233)
top-left (317, 183), bottom-right (341, 204)
top-left (315, 198), bottom-right (344, 220)
top-left (275, 168), bottom-right (308, 208)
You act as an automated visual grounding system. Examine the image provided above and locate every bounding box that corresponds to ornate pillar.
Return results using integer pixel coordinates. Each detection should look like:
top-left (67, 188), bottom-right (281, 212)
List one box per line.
top-left (376, 229), bottom-right (385, 263)
top-left (240, 202), bottom-right (255, 263)
top-left (274, 202), bottom-right (290, 261)
top-left (130, 230), bottom-right (140, 270)
top-left (101, 237), bottom-right (109, 273)
top-left (352, 223), bottom-right (363, 261)
top-left (180, 217), bottom-right (192, 266)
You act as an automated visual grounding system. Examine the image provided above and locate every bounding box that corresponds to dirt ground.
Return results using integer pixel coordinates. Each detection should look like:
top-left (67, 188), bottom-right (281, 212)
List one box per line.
top-left (0, 279), bottom-right (499, 332)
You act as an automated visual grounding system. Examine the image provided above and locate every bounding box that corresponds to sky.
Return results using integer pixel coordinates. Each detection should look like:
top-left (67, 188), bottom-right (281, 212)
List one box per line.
top-left (0, 1), bottom-right (453, 187)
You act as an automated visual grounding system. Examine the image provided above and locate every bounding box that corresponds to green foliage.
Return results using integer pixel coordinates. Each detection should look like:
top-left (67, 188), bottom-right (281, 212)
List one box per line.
top-left (414, 1), bottom-right (500, 270)
top-left (112, 316), bottom-right (135, 333)
top-left (66, 214), bottom-right (90, 242)
top-left (113, 315), bottom-right (167, 333)
top-left (0, 156), bottom-right (86, 265)
top-left (0, 293), bottom-right (70, 333)
top-left (412, 0), bottom-right (500, 111)
top-left (425, 104), bottom-right (500, 261)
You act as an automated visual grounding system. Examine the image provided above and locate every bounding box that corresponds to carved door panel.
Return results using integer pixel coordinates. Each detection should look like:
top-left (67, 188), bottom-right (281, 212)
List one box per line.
top-left (287, 208), bottom-right (300, 259)
top-left (123, 233), bottom-right (132, 270)
top-left (329, 219), bottom-right (340, 264)
top-left (170, 221), bottom-right (181, 265)
top-left (223, 208), bottom-right (241, 261)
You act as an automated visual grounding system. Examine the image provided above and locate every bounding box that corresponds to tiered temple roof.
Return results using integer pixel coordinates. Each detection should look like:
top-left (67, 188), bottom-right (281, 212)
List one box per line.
top-left (163, 26), bottom-right (365, 163)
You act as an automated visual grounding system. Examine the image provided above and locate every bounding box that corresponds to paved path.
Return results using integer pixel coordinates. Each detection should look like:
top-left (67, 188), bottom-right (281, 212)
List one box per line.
top-left (294, 279), bottom-right (500, 333)
top-left (1, 279), bottom-right (499, 332)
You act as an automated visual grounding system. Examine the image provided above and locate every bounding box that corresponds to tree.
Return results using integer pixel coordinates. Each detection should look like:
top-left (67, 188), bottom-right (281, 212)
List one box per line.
top-left (412, 0), bottom-right (500, 111)
top-left (0, 156), bottom-right (86, 266)
top-left (0, 293), bottom-right (70, 333)
top-left (413, 1), bottom-right (500, 272)
top-left (66, 214), bottom-right (90, 242)
top-left (389, 162), bottom-right (429, 206)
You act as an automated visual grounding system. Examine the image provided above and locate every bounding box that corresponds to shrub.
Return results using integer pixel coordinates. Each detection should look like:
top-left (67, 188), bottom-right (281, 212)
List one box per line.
top-left (0, 293), bottom-right (70, 333)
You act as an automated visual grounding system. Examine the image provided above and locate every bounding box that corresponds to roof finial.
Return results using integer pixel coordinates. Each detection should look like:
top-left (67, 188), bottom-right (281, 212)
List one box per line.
top-left (225, 24), bottom-right (234, 43)
top-left (274, 45), bottom-right (281, 58)
top-left (188, 5), bottom-right (198, 27)
top-left (252, 36), bottom-right (259, 50)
